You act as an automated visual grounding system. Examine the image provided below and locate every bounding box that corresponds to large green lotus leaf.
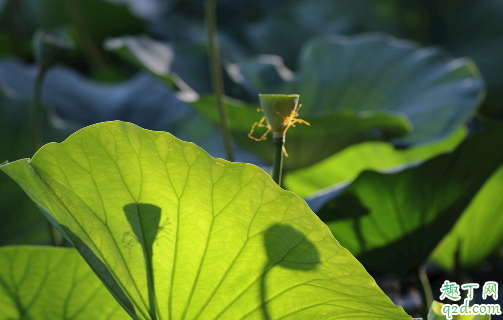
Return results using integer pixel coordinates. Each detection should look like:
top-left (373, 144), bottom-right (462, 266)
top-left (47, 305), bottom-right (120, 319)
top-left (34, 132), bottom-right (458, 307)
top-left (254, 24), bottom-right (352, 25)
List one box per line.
top-left (310, 119), bottom-right (503, 276)
top-left (0, 121), bottom-right (411, 319)
top-left (199, 34), bottom-right (482, 170)
top-left (284, 126), bottom-right (466, 197)
top-left (431, 165), bottom-right (503, 271)
top-left (192, 95), bottom-right (411, 171)
top-left (243, 34), bottom-right (484, 146)
top-left (0, 246), bottom-right (129, 319)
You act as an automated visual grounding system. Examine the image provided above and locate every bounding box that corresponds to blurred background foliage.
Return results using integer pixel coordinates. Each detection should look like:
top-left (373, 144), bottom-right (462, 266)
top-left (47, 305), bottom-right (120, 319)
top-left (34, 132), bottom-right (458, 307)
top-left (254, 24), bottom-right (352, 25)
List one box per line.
top-left (1, 0), bottom-right (503, 318)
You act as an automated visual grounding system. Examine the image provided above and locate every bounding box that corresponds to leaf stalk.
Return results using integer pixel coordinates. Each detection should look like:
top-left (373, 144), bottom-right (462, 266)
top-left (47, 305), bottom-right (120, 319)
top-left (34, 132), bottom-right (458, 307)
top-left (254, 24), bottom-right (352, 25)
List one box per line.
top-left (32, 67), bottom-right (46, 153)
top-left (205, 0), bottom-right (234, 161)
top-left (418, 265), bottom-right (433, 312)
top-left (272, 134), bottom-right (284, 185)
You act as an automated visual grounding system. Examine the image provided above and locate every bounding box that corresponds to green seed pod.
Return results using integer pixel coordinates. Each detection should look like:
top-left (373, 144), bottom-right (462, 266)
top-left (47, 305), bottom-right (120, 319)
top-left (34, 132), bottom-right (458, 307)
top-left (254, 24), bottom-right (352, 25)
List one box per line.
top-left (32, 30), bottom-right (73, 70)
top-left (259, 94), bottom-right (300, 138)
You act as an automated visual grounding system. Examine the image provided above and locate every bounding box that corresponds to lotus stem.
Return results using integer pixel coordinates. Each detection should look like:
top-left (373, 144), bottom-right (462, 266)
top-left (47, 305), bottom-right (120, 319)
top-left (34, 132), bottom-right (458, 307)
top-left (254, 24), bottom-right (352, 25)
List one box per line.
top-left (206, 0), bottom-right (234, 161)
top-left (272, 134), bottom-right (284, 185)
top-left (32, 68), bottom-right (46, 152)
top-left (418, 265), bottom-right (433, 312)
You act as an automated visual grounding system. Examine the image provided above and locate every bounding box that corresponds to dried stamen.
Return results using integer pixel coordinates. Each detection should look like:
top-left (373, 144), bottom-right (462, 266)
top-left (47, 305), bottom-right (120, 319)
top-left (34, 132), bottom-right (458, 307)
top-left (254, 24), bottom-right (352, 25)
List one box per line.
top-left (248, 105), bottom-right (310, 156)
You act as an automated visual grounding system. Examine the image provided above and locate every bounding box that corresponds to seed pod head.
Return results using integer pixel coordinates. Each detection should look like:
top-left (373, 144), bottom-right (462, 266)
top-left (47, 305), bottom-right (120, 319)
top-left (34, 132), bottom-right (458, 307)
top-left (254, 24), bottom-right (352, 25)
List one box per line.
top-left (259, 94), bottom-right (300, 138)
top-left (32, 30), bottom-right (73, 70)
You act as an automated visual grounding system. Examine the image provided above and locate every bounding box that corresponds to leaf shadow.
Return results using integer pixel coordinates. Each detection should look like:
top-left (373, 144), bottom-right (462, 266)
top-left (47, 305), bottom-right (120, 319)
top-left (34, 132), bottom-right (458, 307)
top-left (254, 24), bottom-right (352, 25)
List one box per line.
top-left (261, 224), bottom-right (320, 319)
top-left (123, 203), bottom-right (162, 320)
top-left (316, 193), bottom-right (370, 252)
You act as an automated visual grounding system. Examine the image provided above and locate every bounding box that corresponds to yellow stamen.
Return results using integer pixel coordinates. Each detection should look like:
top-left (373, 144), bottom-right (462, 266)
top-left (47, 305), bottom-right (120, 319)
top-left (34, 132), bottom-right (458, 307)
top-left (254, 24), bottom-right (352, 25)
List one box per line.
top-left (247, 115), bottom-right (271, 141)
top-left (248, 105), bottom-right (310, 156)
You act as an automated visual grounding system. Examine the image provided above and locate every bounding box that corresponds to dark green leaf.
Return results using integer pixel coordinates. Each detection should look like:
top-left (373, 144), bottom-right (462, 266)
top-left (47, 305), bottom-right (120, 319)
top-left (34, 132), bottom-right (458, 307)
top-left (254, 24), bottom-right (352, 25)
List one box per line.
top-left (431, 165), bottom-right (503, 271)
top-left (196, 34), bottom-right (483, 170)
top-left (192, 95), bottom-right (412, 171)
top-left (285, 126), bottom-right (466, 197)
top-left (242, 34), bottom-right (484, 146)
top-left (310, 119), bottom-right (503, 275)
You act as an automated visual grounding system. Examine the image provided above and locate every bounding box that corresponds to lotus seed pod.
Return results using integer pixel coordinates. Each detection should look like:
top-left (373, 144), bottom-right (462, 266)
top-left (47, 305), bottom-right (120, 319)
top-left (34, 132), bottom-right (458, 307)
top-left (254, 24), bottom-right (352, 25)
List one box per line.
top-left (259, 94), bottom-right (300, 138)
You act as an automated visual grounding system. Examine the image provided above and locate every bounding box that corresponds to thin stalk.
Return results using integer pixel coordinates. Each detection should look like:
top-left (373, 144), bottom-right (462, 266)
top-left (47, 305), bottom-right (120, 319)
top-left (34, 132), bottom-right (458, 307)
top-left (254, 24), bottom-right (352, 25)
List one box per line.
top-left (454, 238), bottom-right (466, 302)
top-left (453, 239), bottom-right (462, 291)
top-left (32, 67), bottom-right (64, 247)
top-left (65, 0), bottom-right (108, 72)
top-left (272, 135), bottom-right (284, 185)
top-left (206, 0), bottom-right (234, 161)
top-left (32, 68), bottom-right (46, 152)
top-left (418, 265), bottom-right (433, 311)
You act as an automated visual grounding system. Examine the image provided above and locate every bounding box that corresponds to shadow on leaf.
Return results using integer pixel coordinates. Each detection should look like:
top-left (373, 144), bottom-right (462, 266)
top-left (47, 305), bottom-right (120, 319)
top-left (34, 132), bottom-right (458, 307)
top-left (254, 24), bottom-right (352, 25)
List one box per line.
top-left (261, 224), bottom-right (320, 319)
top-left (124, 203), bottom-right (162, 320)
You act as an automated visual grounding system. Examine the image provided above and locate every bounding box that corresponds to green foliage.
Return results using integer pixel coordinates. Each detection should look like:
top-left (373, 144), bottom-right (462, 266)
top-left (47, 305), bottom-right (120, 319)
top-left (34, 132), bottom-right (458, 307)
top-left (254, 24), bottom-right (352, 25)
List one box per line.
top-left (313, 119), bottom-right (503, 275)
top-left (105, 36), bottom-right (177, 89)
top-left (3, 1), bottom-right (503, 318)
top-left (0, 246), bottom-right (129, 319)
top-left (111, 34), bottom-right (484, 172)
top-left (285, 126), bottom-right (466, 197)
top-left (431, 165), bottom-right (503, 270)
top-left (192, 95), bottom-right (411, 171)
top-left (241, 34), bottom-right (483, 146)
top-left (106, 35), bottom-right (241, 96)
top-left (0, 121), bottom-right (411, 319)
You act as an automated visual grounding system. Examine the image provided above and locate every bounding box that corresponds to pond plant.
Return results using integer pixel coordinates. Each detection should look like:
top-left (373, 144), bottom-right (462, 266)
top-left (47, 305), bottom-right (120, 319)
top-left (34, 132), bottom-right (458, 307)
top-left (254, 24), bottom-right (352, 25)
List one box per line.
top-left (1, 0), bottom-right (503, 319)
